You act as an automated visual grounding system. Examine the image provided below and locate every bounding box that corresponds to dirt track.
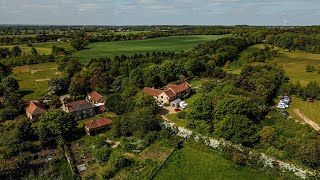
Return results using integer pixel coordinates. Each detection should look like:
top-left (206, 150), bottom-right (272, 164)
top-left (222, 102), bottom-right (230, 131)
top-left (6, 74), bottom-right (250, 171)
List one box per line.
top-left (293, 108), bottom-right (320, 131)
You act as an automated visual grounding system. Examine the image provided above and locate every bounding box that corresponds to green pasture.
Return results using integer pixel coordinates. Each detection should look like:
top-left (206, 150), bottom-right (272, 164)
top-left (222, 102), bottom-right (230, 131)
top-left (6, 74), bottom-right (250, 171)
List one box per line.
top-left (0, 42), bottom-right (72, 55)
top-left (154, 143), bottom-right (280, 180)
top-left (73, 35), bottom-right (228, 64)
top-left (230, 44), bottom-right (320, 86)
top-left (284, 97), bottom-right (320, 125)
top-left (10, 62), bottom-right (62, 99)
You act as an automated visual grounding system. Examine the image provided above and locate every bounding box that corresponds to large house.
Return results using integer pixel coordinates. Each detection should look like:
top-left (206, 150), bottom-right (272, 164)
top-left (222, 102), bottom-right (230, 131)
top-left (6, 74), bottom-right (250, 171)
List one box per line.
top-left (84, 117), bottom-right (112, 136)
top-left (144, 82), bottom-right (191, 104)
top-left (26, 101), bottom-right (46, 120)
top-left (86, 91), bottom-right (106, 113)
top-left (62, 100), bottom-right (94, 120)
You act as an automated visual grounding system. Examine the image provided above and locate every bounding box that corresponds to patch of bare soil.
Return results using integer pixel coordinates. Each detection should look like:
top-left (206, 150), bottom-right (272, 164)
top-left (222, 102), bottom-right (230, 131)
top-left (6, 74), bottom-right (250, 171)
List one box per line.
top-left (35, 78), bottom-right (51, 82)
top-left (293, 108), bottom-right (320, 131)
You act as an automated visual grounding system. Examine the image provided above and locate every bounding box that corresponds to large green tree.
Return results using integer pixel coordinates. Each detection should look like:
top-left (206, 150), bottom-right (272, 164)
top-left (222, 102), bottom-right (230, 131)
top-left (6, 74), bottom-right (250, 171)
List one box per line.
top-left (38, 110), bottom-right (76, 140)
top-left (2, 76), bottom-right (19, 92)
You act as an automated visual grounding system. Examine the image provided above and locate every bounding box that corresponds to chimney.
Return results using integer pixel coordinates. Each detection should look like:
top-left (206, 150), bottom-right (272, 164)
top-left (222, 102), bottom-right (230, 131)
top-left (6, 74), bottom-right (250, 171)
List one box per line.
top-left (152, 86), bottom-right (155, 90)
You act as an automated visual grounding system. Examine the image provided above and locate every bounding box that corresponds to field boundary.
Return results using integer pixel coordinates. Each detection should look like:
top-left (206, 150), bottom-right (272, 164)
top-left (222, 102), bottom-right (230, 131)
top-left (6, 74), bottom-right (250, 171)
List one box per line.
top-left (161, 120), bottom-right (318, 179)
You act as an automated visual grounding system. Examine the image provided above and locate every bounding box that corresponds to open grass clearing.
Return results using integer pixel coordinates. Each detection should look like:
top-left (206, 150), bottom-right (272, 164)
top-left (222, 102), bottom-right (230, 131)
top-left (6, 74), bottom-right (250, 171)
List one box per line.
top-left (73, 35), bottom-right (229, 64)
top-left (284, 97), bottom-right (320, 126)
top-left (10, 62), bottom-right (62, 99)
top-left (231, 44), bottom-right (320, 86)
top-left (153, 143), bottom-right (281, 180)
top-left (0, 41), bottom-right (72, 55)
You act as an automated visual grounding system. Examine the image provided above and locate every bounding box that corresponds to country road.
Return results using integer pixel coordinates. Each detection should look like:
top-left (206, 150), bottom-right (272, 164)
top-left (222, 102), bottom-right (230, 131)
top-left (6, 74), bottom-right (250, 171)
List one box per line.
top-left (293, 108), bottom-right (320, 131)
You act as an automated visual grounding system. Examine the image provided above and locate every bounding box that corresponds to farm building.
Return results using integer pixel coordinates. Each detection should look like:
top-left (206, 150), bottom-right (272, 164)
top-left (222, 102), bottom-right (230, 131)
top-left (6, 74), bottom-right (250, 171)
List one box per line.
top-left (62, 100), bottom-right (94, 120)
top-left (86, 91), bottom-right (106, 113)
top-left (26, 101), bottom-right (46, 120)
top-left (144, 82), bottom-right (191, 104)
top-left (84, 117), bottom-right (112, 136)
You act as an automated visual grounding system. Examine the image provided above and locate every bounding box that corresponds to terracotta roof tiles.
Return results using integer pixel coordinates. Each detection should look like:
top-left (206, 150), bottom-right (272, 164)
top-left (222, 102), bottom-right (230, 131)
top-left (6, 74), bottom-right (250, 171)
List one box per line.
top-left (85, 117), bottom-right (112, 130)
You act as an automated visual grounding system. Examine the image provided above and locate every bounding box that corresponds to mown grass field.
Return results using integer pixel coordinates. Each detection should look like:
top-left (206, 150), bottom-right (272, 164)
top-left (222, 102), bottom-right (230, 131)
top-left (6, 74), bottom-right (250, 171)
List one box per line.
top-left (10, 62), bottom-right (62, 99)
top-left (153, 143), bottom-right (280, 180)
top-left (0, 42), bottom-right (72, 55)
top-left (284, 97), bottom-right (320, 125)
top-left (73, 35), bottom-right (229, 64)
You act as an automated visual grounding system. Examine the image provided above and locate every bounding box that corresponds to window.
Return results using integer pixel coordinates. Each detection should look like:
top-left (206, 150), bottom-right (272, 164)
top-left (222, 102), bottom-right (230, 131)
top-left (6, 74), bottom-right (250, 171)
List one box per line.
top-left (161, 96), bottom-right (163, 98)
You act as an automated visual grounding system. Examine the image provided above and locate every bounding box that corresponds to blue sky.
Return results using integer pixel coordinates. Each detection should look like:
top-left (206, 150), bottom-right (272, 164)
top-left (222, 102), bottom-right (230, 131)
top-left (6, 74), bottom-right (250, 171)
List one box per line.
top-left (0, 0), bottom-right (319, 25)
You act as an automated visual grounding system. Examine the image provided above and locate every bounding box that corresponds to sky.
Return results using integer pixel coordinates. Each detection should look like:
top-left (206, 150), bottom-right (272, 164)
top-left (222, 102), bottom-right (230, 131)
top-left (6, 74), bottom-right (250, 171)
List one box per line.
top-left (0, 0), bottom-right (319, 26)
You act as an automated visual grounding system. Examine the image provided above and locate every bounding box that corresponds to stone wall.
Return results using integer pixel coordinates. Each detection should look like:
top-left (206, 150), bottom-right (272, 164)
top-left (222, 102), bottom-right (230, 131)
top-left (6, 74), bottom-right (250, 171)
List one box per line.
top-left (161, 122), bottom-right (318, 179)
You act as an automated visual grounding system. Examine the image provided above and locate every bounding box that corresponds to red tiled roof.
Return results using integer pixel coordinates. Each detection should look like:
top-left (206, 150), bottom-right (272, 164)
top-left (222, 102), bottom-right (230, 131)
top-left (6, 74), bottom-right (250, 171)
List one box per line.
top-left (165, 83), bottom-right (176, 89)
top-left (85, 117), bottom-right (112, 130)
top-left (67, 100), bottom-right (93, 112)
top-left (143, 87), bottom-right (163, 96)
top-left (170, 82), bottom-right (191, 94)
top-left (99, 105), bottom-right (107, 112)
top-left (26, 102), bottom-right (46, 115)
top-left (88, 91), bottom-right (104, 103)
top-left (164, 89), bottom-right (175, 97)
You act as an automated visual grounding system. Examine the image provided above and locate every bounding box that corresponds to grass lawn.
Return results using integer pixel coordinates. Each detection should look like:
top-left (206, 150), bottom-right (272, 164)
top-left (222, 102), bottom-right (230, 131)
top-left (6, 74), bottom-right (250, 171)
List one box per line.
top-left (284, 97), bottom-right (320, 125)
top-left (0, 42), bottom-right (72, 55)
top-left (10, 62), bottom-right (62, 99)
top-left (73, 35), bottom-right (229, 64)
top-left (153, 143), bottom-right (281, 180)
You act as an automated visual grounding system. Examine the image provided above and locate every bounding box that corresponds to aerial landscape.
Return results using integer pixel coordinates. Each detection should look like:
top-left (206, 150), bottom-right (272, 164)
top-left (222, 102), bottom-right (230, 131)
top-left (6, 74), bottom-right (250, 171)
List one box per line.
top-left (1, 0), bottom-right (320, 179)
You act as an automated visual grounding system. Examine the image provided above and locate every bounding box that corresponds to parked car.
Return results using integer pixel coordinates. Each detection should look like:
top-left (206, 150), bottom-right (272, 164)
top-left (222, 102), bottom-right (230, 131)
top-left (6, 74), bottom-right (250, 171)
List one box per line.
top-left (309, 98), bottom-right (314, 102)
top-left (157, 103), bottom-right (163, 107)
top-left (302, 98), bottom-right (307, 101)
top-left (279, 110), bottom-right (289, 116)
top-left (277, 102), bottom-right (288, 108)
top-left (276, 103), bottom-right (286, 109)
top-left (282, 96), bottom-right (291, 102)
top-left (280, 100), bottom-right (289, 106)
top-left (174, 108), bottom-right (182, 112)
top-left (269, 108), bottom-right (277, 112)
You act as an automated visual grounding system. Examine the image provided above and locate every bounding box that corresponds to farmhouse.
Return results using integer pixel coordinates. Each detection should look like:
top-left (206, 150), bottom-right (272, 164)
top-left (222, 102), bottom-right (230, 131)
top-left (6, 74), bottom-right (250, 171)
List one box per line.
top-left (26, 101), bottom-right (46, 120)
top-left (144, 82), bottom-right (191, 104)
top-left (62, 100), bottom-right (94, 120)
top-left (84, 117), bottom-right (112, 136)
top-left (86, 91), bottom-right (106, 113)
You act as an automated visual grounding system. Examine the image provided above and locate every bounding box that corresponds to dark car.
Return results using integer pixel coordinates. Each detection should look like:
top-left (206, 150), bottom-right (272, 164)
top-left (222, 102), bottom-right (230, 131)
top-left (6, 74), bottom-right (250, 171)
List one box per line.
top-left (302, 98), bottom-right (307, 101)
top-left (279, 110), bottom-right (289, 116)
top-left (309, 98), bottom-right (314, 102)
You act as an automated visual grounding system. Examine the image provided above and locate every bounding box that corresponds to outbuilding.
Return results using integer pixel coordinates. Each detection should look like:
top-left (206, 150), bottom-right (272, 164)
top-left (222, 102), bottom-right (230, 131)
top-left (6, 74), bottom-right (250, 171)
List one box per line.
top-left (84, 117), bottom-right (112, 136)
top-left (170, 99), bottom-right (183, 108)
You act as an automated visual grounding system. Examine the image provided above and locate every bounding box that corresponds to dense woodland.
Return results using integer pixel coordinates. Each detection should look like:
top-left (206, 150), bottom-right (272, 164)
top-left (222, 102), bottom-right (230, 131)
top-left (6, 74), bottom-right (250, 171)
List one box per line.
top-left (1, 26), bottom-right (320, 179)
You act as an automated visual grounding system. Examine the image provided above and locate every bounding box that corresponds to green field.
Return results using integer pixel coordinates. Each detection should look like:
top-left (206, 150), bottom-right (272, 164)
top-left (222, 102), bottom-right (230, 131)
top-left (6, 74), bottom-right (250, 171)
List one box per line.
top-left (10, 62), bottom-right (62, 99)
top-left (284, 97), bottom-right (320, 125)
top-left (154, 143), bottom-right (280, 180)
top-left (73, 35), bottom-right (228, 64)
top-left (0, 42), bottom-right (72, 55)
top-left (230, 44), bottom-right (320, 86)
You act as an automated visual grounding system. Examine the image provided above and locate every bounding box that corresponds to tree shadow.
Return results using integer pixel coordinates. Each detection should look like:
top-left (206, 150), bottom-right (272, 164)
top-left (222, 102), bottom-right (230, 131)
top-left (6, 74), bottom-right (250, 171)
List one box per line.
top-left (18, 90), bottom-right (34, 97)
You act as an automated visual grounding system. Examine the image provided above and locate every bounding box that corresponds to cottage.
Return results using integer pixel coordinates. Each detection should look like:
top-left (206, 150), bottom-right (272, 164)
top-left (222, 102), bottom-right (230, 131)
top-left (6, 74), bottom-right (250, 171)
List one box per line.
top-left (62, 100), bottom-right (94, 120)
top-left (144, 82), bottom-right (191, 104)
top-left (84, 117), bottom-right (112, 136)
top-left (170, 99), bottom-right (183, 108)
top-left (26, 101), bottom-right (46, 120)
top-left (86, 91), bottom-right (106, 113)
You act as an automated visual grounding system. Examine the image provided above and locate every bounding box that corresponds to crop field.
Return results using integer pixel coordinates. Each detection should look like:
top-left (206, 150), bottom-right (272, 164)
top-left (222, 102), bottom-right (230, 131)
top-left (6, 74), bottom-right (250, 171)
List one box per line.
top-left (73, 35), bottom-right (228, 64)
top-left (0, 42), bottom-right (72, 55)
top-left (153, 143), bottom-right (280, 180)
top-left (10, 62), bottom-right (62, 99)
